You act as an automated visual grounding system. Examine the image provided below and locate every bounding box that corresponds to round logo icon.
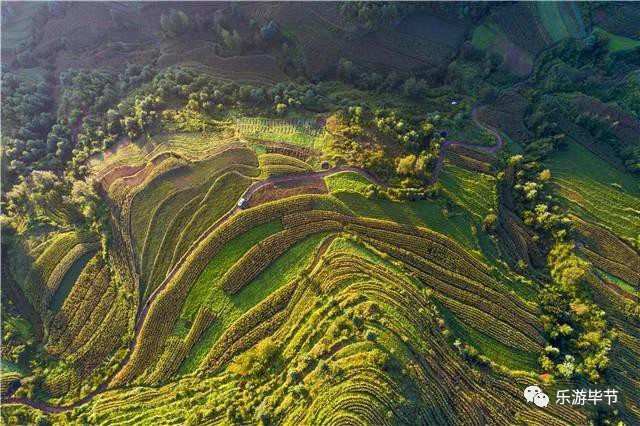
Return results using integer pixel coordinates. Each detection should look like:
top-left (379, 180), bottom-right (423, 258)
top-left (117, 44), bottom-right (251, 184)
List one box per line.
top-left (534, 392), bottom-right (550, 407)
top-left (524, 385), bottom-right (543, 403)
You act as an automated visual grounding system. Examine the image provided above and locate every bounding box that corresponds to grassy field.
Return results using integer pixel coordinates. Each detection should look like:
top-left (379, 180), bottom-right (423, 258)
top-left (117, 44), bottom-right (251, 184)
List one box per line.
top-left (236, 116), bottom-right (326, 150)
top-left (439, 163), bottom-right (497, 221)
top-left (49, 251), bottom-right (97, 313)
top-left (89, 131), bottom-right (237, 177)
top-left (435, 301), bottom-right (540, 372)
top-left (547, 141), bottom-right (640, 241)
top-left (596, 27), bottom-right (640, 53)
top-left (179, 231), bottom-right (329, 373)
top-left (324, 171), bottom-right (373, 195)
top-left (536, 2), bottom-right (585, 42)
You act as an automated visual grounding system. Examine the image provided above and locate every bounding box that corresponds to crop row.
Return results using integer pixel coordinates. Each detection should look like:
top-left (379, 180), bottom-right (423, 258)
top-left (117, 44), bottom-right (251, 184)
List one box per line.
top-left (585, 273), bottom-right (634, 326)
top-left (493, 3), bottom-right (551, 53)
top-left (131, 146), bottom-right (258, 256)
top-left (200, 280), bottom-right (299, 373)
top-left (145, 170), bottom-right (256, 292)
top-left (553, 175), bottom-right (640, 241)
top-left (260, 164), bottom-right (312, 178)
top-left (259, 153), bottom-right (312, 170)
top-left (237, 117), bottom-right (323, 137)
top-left (42, 241), bottom-right (101, 310)
top-left (446, 151), bottom-right (493, 174)
top-left (91, 132), bottom-right (239, 178)
top-left (346, 223), bottom-right (492, 287)
top-left (584, 249), bottom-right (639, 287)
top-left (139, 184), bottom-right (204, 289)
top-left (440, 164), bottom-right (496, 220)
top-left (475, 92), bottom-right (533, 145)
top-left (264, 143), bottom-right (313, 161)
top-left (46, 257), bottom-right (113, 358)
top-left (496, 209), bottom-right (545, 269)
top-left (220, 220), bottom-right (342, 294)
top-left (22, 231), bottom-right (96, 308)
top-left (146, 307), bottom-right (217, 383)
top-left (68, 291), bottom-right (133, 373)
top-left (170, 171), bottom-right (254, 266)
top-left (42, 367), bottom-right (81, 399)
top-left (585, 269), bottom-right (640, 419)
top-left (282, 209), bottom-right (351, 228)
top-left (236, 117), bottom-right (324, 148)
top-left (286, 208), bottom-right (511, 294)
top-left (573, 215), bottom-right (640, 286)
top-left (0, 372), bottom-right (21, 397)
top-left (301, 253), bottom-right (481, 425)
top-left (69, 218), bottom-right (591, 424)
top-left (357, 237), bottom-right (543, 351)
top-left (111, 195), bottom-right (317, 385)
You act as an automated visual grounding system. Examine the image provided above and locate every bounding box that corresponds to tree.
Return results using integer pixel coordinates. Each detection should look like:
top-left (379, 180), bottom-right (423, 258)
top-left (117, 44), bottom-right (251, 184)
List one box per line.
top-left (275, 103), bottom-right (287, 115)
top-left (221, 29), bottom-right (243, 54)
top-left (337, 58), bottom-right (355, 81)
top-left (402, 77), bottom-right (428, 99)
top-left (260, 20), bottom-right (279, 42)
top-left (160, 9), bottom-right (190, 38)
top-left (396, 154), bottom-right (416, 176)
top-left (482, 213), bottom-right (498, 231)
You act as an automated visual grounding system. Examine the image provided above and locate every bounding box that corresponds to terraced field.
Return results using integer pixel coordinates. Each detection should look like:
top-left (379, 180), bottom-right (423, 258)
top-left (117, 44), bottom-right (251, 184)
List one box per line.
top-left (439, 162), bottom-right (497, 221)
top-left (126, 146), bottom-right (260, 299)
top-left (88, 131), bottom-right (239, 181)
top-left (6, 231), bottom-right (100, 311)
top-left (2, 3), bottom-right (640, 424)
top-left (547, 141), bottom-right (640, 242)
top-left (236, 116), bottom-right (326, 150)
top-left (19, 190), bottom-right (585, 424)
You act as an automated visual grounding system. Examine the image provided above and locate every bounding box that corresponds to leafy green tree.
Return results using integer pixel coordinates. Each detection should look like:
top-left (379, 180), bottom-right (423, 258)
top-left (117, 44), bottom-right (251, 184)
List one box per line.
top-left (160, 9), bottom-right (190, 38)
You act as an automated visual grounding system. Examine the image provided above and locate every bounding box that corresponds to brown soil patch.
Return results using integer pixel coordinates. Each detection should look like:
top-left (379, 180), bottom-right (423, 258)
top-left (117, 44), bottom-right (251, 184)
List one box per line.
top-left (101, 165), bottom-right (145, 192)
top-left (264, 142), bottom-right (316, 160)
top-left (247, 177), bottom-right (327, 207)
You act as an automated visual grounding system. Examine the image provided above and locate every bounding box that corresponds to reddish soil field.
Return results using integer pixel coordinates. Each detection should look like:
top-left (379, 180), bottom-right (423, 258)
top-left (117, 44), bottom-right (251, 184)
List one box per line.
top-left (264, 142), bottom-right (316, 160)
top-left (101, 165), bottom-right (145, 192)
top-left (247, 177), bottom-right (327, 207)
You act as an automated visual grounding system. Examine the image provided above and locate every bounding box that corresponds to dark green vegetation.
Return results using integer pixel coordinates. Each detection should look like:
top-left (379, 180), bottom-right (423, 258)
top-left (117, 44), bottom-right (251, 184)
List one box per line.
top-left (1, 2), bottom-right (639, 425)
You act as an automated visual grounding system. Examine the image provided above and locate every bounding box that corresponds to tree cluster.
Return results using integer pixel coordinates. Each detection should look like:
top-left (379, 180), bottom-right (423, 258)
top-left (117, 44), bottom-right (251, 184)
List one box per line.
top-left (1, 75), bottom-right (56, 180)
top-left (337, 58), bottom-right (431, 99)
top-left (509, 156), bottom-right (570, 240)
top-left (539, 243), bottom-right (615, 383)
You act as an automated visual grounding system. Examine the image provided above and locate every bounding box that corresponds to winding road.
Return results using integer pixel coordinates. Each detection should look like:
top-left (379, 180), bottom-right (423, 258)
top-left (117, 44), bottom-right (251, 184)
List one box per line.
top-left (428, 106), bottom-right (503, 185)
top-left (3, 106), bottom-right (504, 413)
